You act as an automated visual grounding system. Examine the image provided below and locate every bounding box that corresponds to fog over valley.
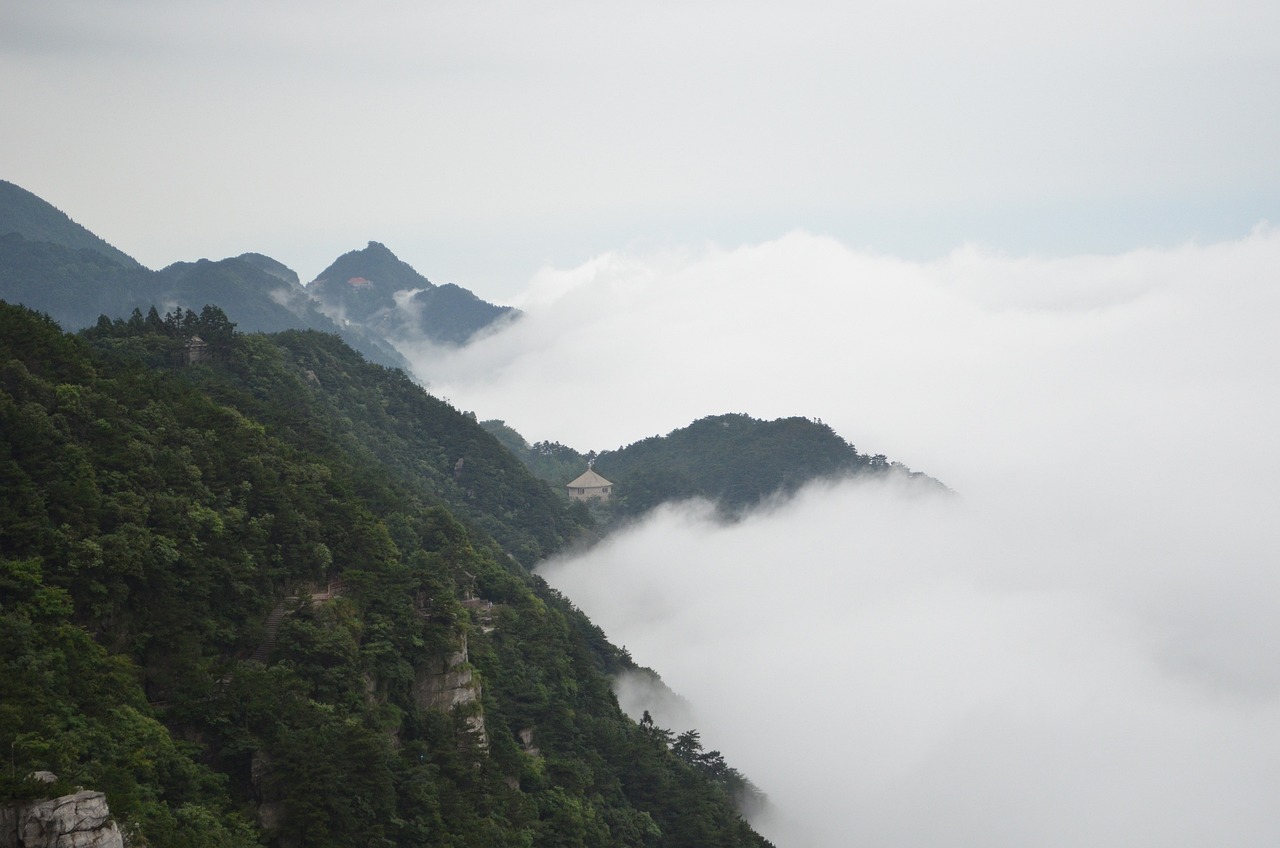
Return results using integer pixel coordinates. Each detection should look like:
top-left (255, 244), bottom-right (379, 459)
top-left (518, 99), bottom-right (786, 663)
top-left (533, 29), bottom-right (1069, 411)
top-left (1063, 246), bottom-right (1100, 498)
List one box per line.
top-left (4, 0), bottom-right (1279, 843)
top-left (409, 229), bottom-right (1280, 846)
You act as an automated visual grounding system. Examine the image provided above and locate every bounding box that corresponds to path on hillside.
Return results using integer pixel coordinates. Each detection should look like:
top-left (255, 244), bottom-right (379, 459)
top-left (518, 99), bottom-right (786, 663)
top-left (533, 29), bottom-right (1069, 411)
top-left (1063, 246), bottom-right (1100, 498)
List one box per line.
top-left (249, 579), bottom-right (346, 664)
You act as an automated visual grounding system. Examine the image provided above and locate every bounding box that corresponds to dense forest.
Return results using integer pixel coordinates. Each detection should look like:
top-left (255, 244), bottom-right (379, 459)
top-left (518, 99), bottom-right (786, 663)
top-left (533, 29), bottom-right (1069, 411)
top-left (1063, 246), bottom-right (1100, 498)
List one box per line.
top-left (485, 412), bottom-right (941, 520)
top-left (0, 301), bottom-right (771, 847)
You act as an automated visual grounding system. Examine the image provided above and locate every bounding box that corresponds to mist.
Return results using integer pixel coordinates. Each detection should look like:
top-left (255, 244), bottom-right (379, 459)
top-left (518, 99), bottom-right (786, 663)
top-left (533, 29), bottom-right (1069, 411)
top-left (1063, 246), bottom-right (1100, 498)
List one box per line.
top-left (406, 229), bottom-right (1280, 845)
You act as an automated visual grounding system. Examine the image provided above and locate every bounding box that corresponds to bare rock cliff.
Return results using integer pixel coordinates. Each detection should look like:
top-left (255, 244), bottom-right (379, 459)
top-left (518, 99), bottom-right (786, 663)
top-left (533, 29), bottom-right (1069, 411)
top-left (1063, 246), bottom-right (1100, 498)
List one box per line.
top-left (1, 790), bottom-right (123, 848)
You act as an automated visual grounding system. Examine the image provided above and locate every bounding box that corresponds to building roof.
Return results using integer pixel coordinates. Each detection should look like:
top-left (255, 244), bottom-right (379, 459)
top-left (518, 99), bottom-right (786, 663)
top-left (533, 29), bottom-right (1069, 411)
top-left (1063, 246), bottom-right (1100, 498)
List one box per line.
top-left (566, 468), bottom-right (612, 489)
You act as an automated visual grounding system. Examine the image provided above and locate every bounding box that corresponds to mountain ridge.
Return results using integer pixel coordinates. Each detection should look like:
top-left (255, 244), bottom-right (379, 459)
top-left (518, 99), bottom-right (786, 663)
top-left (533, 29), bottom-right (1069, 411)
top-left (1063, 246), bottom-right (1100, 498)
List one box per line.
top-left (0, 181), bottom-right (515, 359)
top-left (0, 179), bottom-right (142, 269)
top-left (308, 240), bottom-right (519, 346)
top-left (484, 412), bottom-right (947, 521)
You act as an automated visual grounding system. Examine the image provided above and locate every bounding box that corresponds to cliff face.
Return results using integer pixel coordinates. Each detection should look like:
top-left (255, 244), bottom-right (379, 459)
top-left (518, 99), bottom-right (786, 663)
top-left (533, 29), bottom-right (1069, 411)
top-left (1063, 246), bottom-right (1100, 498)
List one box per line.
top-left (1, 789), bottom-right (123, 848)
top-left (413, 634), bottom-right (488, 748)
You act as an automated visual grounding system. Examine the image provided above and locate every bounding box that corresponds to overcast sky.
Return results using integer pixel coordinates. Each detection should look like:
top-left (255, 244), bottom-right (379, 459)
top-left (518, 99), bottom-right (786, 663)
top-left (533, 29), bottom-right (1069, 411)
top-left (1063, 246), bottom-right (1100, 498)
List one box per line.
top-left (6, 3), bottom-right (1280, 845)
top-left (2, 0), bottom-right (1277, 301)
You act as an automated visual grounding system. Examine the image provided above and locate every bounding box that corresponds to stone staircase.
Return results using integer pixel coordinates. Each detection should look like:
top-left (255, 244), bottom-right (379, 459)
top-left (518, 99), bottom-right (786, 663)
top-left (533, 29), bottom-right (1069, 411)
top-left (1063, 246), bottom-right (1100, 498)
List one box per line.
top-left (249, 604), bottom-right (290, 663)
top-left (248, 579), bottom-right (346, 664)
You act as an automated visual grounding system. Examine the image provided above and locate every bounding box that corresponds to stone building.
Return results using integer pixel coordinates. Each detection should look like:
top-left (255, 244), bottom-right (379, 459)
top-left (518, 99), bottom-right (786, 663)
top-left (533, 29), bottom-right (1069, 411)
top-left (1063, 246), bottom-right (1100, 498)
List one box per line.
top-left (185, 335), bottom-right (211, 364)
top-left (566, 467), bottom-right (613, 502)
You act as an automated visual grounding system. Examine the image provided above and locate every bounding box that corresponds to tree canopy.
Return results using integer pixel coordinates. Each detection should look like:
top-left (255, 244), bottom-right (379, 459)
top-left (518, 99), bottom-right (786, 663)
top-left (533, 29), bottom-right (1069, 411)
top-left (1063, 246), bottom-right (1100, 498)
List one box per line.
top-left (0, 301), bottom-right (772, 848)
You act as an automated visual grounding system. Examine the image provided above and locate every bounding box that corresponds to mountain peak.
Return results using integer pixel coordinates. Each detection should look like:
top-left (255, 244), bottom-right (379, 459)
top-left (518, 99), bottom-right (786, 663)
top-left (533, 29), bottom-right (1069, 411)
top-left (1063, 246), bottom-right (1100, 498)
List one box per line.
top-left (0, 179), bottom-right (143, 269)
top-left (236, 252), bottom-right (300, 287)
top-left (0, 182), bottom-right (515, 358)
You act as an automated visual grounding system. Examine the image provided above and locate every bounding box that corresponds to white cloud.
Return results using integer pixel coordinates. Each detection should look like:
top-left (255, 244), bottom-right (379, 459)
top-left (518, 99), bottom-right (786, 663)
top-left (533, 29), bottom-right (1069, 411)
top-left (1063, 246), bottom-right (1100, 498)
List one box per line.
top-left (540, 478), bottom-right (1280, 846)
top-left (419, 228), bottom-right (1280, 845)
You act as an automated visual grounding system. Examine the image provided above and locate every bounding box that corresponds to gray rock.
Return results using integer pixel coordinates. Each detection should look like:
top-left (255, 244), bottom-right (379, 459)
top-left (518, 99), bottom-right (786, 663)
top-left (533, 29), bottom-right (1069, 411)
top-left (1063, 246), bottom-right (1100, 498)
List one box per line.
top-left (3, 791), bottom-right (123, 848)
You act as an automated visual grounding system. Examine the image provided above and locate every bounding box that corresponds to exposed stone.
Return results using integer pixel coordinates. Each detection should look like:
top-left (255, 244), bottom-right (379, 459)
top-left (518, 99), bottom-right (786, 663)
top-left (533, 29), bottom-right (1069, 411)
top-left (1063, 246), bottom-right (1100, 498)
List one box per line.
top-left (413, 636), bottom-right (478, 712)
top-left (257, 801), bottom-right (287, 833)
top-left (413, 635), bottom-right (488, 750)
top-left (517, 727), bottom-right (541, 758)
top-left (3, 791), bottom-right (123, 848)
top-left (249, 750), bottom-right (271, 800)
top-left (1, 807), bottom-right (16, 848)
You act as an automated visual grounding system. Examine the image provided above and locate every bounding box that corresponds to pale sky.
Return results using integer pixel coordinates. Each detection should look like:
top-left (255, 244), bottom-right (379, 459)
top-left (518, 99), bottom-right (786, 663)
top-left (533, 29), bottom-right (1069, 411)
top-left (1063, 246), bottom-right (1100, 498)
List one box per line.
top-left (2, 0), bottom-right (1278, 301)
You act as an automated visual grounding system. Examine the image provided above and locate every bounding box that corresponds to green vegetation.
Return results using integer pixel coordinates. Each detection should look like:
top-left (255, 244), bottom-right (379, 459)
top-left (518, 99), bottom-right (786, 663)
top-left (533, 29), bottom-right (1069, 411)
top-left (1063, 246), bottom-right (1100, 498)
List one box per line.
top-left (0, 232), bottom-right (157, 330)
top-left (0, 230), bottom-right (407, 370)
top-left (0, 179), bottom-right (141, 268)
top-left (486, 412), bottom-right (942, 520)
top-left (0, 301), bottom-right (771, 848)
top-left (483, 420), bottom-right (596, 494)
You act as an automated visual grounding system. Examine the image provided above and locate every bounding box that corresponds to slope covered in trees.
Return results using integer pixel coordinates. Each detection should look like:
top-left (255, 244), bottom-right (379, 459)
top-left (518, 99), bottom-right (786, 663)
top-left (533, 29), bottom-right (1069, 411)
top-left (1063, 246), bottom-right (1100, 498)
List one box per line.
top-left (0, 179), bottom-right (141, 268)
top-left (486, 412), bottom-right (942, 519)
top-left (0, 301), bottom-right (771, 848)
top-left (0, 230), bottom-right (408, 370)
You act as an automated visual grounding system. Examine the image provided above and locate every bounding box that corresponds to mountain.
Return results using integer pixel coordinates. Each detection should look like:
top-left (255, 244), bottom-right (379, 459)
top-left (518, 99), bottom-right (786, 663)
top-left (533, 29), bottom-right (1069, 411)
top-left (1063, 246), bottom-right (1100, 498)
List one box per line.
top-left (0, 231), bottom-right (156, 329)
top-left (485, 412), bottom-right (945, 518)
top-left (308, 241), bottom-right (518, 346)
top-left (0, 179), bottom-right (141, 269)
top-left (155, 256), bottom-right (328, 333)
top-left (235, 251), bottom-right (301, 286)
top-left (0, 182), bottom-right (514, 366)
top-left (404, 282), bottom-right (516, 346)
top-left (306, 240), bottom-right (430, 324)
top-left (153, 256), bottom-right (410, 369)
top-left (0, 301), bottom-right (772, 848)
top-left (0, 228), bottom-right (408, 370)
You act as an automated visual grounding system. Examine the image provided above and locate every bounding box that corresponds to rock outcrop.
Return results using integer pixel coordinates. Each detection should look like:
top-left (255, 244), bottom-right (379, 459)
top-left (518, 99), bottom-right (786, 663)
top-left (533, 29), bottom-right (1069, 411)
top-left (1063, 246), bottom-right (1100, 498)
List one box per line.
top-left (1, 790), bottom-right (123, 848)
top-left (413, 634), bottom-right (488, 748)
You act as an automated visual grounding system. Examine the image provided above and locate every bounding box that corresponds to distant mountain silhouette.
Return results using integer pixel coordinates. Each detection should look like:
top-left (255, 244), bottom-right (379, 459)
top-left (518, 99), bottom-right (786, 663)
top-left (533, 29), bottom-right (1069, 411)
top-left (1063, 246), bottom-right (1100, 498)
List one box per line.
top-left (236, 251), bottom-right (301, 286)
top-left (308, 241), bottom-right (518, 346)
top-left (0, 231), bottom-right (154, 329)
top-left (404, 282), bottom-right (517, 346)
top-left (0, 181), bottom-right (517, 366)
top-left (0, 179), bottom-right (142, 269)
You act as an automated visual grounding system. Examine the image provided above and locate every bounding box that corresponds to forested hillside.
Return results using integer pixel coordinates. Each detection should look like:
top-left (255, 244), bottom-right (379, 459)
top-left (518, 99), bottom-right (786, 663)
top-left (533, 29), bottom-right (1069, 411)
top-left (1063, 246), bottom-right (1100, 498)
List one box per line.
top-left (0, 179), bottom-right (141, 268)
top-left (0, 230), bottom-right (407, 370)
top-left (486, 412), bottom-right (941, 519)
top-left (0, 302), bottom-right (771, 848)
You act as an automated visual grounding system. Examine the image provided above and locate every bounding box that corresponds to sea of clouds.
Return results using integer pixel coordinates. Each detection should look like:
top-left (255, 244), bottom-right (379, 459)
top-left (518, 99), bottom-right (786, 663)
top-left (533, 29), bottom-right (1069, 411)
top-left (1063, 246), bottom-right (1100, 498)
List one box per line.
top-left (405, 228), bottom-right (1280, 846)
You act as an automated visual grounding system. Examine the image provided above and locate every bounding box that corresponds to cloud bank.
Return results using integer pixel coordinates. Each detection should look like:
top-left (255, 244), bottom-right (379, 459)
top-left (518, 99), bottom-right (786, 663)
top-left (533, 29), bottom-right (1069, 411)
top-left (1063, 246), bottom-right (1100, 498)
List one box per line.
top-left (410, 229), bottom-right (1280, 846)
